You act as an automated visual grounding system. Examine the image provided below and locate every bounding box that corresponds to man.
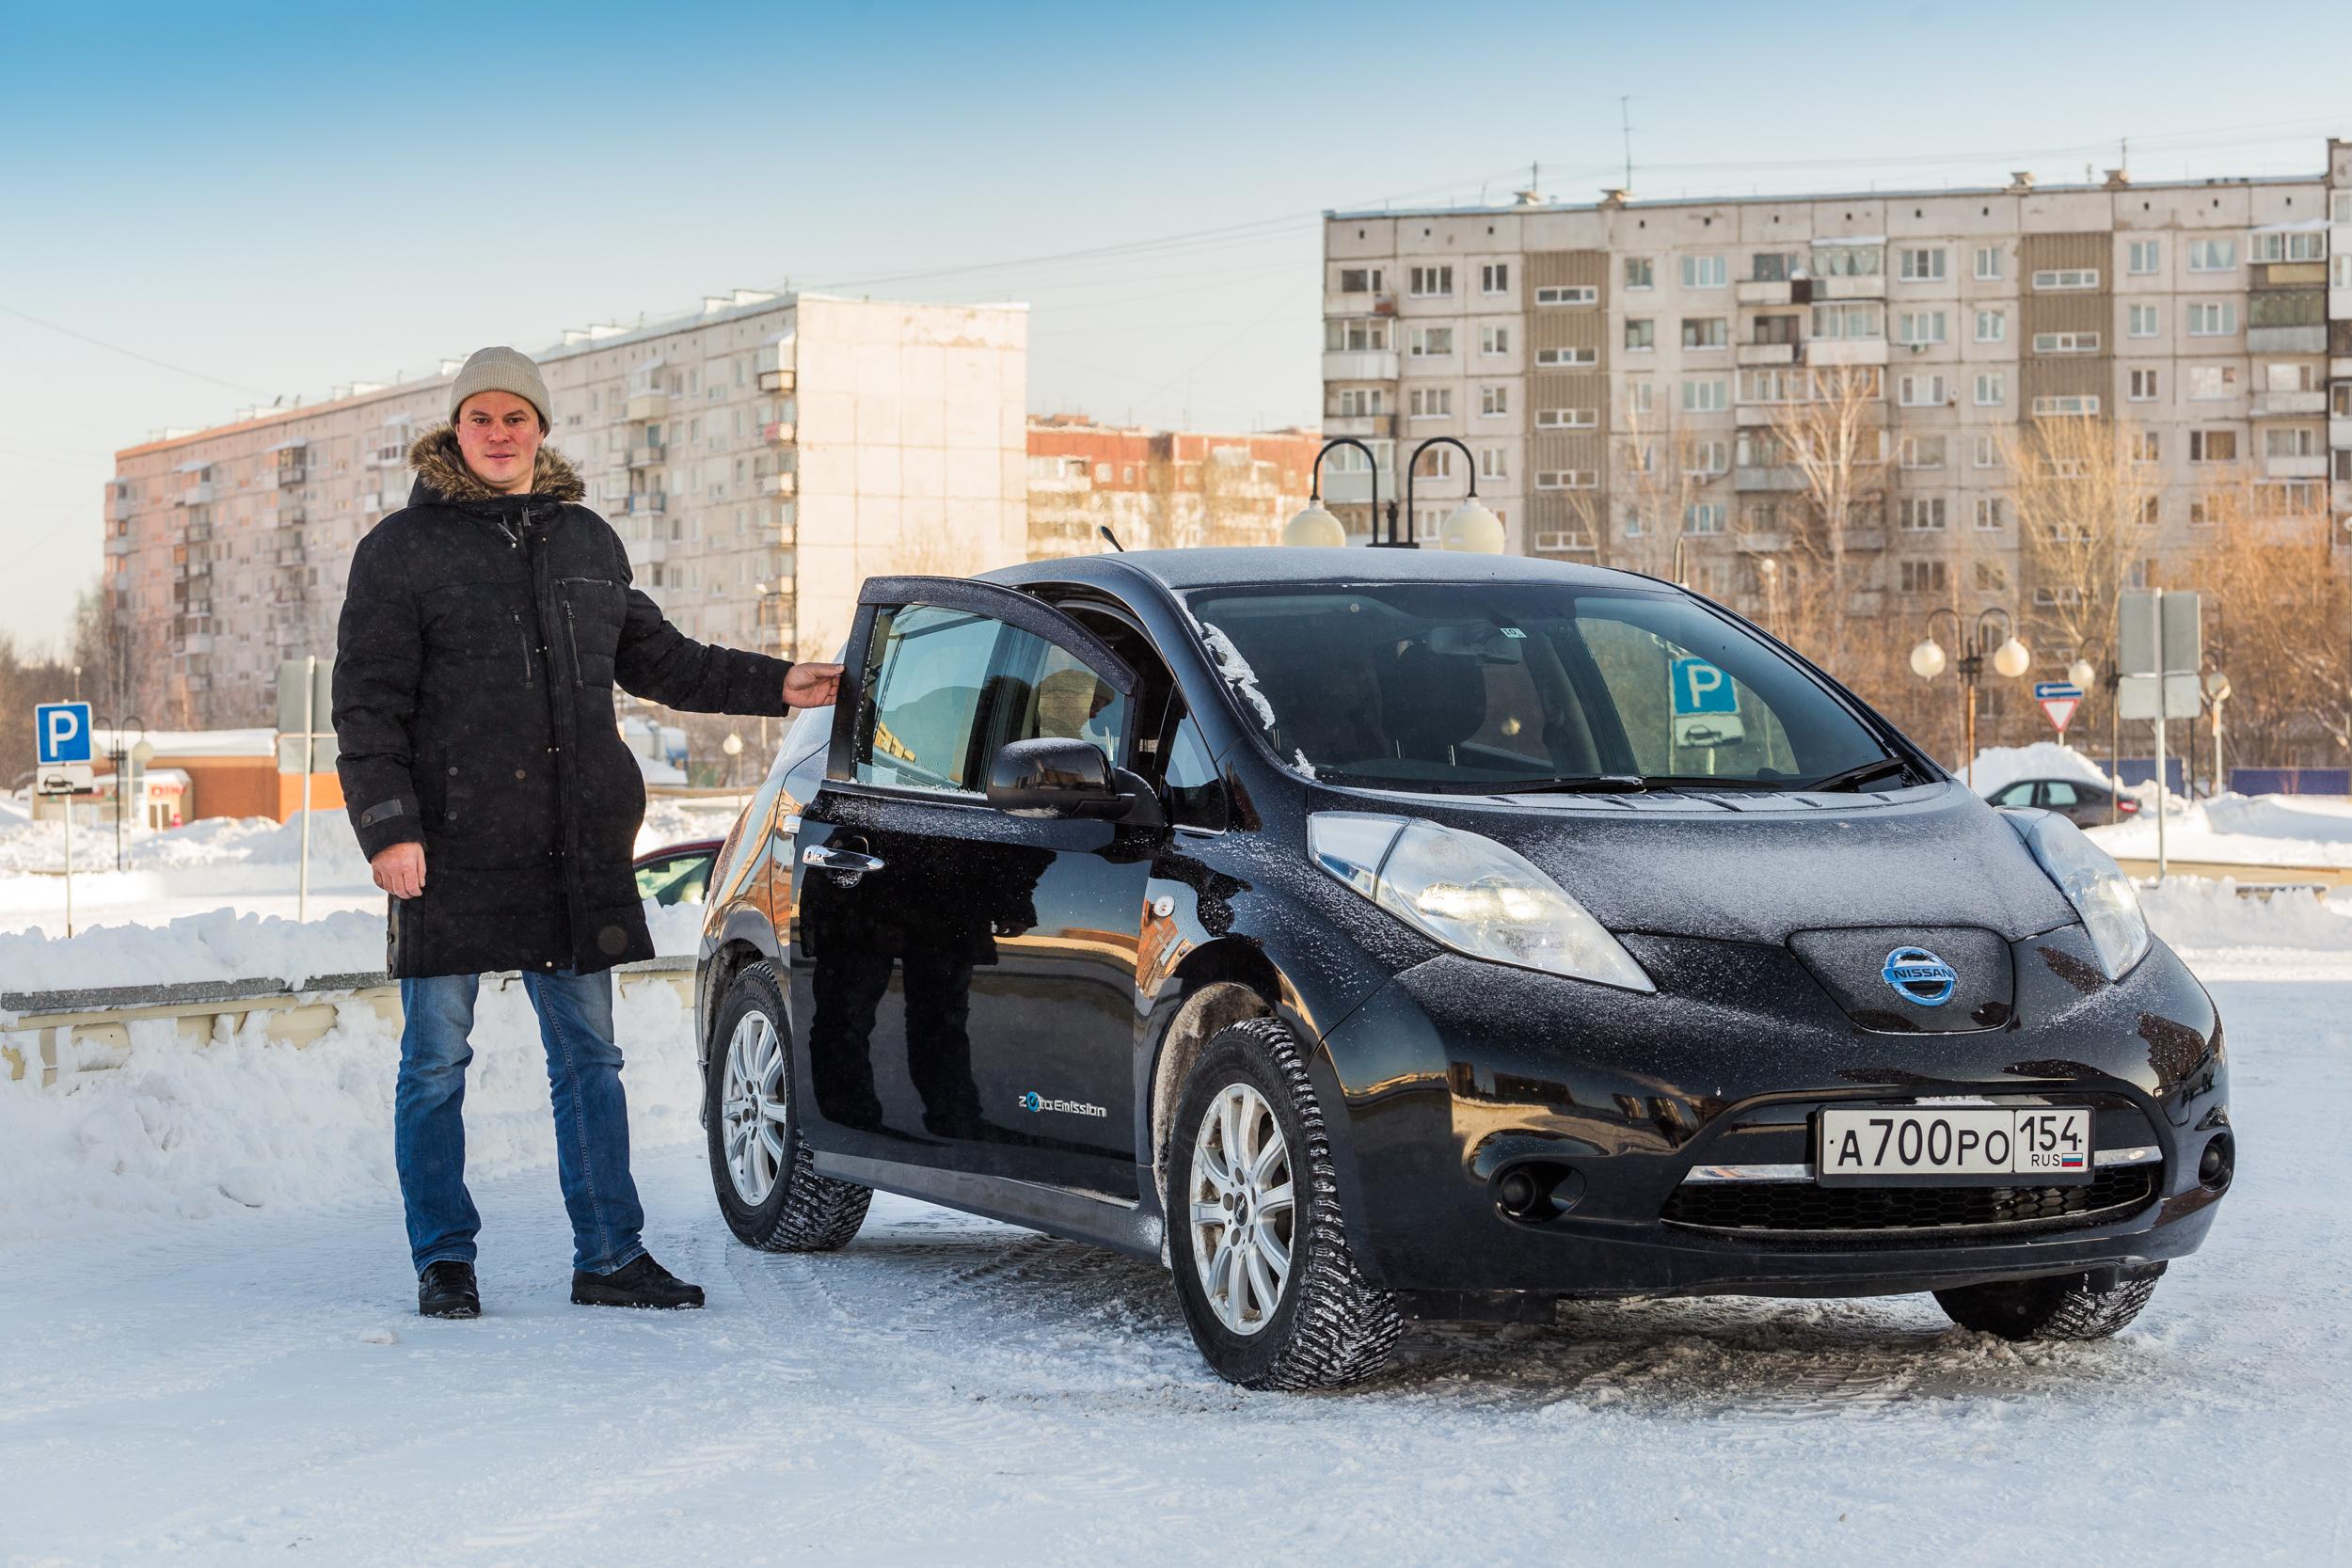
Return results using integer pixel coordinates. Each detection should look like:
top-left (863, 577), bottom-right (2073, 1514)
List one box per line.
top-left (334, 346), bottom-right (838, 1319)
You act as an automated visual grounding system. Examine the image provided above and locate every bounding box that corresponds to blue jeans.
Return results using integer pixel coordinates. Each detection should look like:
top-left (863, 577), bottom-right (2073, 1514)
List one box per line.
top-left (394, 969), bottom-right (647, 1276)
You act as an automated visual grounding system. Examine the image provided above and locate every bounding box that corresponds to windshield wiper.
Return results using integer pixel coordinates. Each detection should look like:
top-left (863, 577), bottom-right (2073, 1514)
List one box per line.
top-left (1803, 757), bottom-right (1915, 793)
top-left (1489, 774), bottom-right (1650, 795)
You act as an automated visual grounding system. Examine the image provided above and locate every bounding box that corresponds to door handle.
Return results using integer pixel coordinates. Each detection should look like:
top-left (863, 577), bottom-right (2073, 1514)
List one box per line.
top-left (803, 845), bottom-right (886, 875)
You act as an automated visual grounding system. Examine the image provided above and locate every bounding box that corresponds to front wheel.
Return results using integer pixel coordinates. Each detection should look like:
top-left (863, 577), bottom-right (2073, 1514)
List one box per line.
top-left (1933, 1263), bottom-right (2165, 1340)
top-left (1168, 1018), bottom-right (1402, 1389)
top-left (704, 961), bottom-right (870, 1252)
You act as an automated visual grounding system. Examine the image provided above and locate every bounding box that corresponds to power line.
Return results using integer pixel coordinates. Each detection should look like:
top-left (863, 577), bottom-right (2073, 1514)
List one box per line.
top-left (0, 303), bottom-right (276, 398)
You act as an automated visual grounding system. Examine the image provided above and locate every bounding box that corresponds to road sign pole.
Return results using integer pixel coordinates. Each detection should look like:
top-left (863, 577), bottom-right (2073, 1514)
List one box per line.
top-left (61, 788), bottom-right (73, 939)
top-left (2153, 592), bottom-right (2167, 882)
top-left (299, 656), bottom-right (316, 924)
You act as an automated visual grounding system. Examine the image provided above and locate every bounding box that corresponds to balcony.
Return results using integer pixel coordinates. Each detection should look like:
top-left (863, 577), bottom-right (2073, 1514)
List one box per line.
top-left (1736, 280), bottom-right (1794, 307)
top-left (271, 464), bottom-right (307, 487)
top-left (104, 534), bottom-right (132, 557)
top-left (1322, 350), bottom-right (1399, 382)
top-left (1737, 342), bottom-right (1798, 367)
top-left (2249, 325), bottom-right (2328, 355)
top-left (762, 420), bottom-right (796, 444)
top-left (2265, 453), bottom-right (2329, 479)
top-left (626, 443), bottom-right (665, 469)
top-left (633, 536), bottom-right (668, 564)
top-left (771, 471), bottom-right (797, 498)
top-left (1322, 413), bottom-right (1392, 438)
top-left (626, 390), bottom-right (669, 421)
top-left (1735, 403), bottom-right (1788, 427)
top-left (1812, 276), bottom-right (1884, 300)
top-left (1842, 528), bottom-right (1888, 552)
top-left (108, 490), bottom-right (136, 521)
top-left (177, 483), bottom-right (215, 506)
top-left (2252, 390), bottom-right (2328, 417)
top-left (1806, 339), bottom-right (1887, 367)
top-left (1318, 467), bottom-right (1395, 506)
top-left (625, 492), bottom-right (668, 515)
top-left (183, 634), bottom-right (213, 656)
top-left (757, 366), bottom-right (796, 393)
top-left (2331, 417), bottom-right (2352, 451)
top-left (1734, 531), bottom-right (1790, 553)
top-left (1735, 466), bottom-right (1806, 492)
top-left (1324, 291), bottom-right (1397, 318)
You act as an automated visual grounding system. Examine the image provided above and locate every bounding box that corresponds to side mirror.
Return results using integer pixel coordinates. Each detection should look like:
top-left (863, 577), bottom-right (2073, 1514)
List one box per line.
top-left (988, 736), bottom-right (1119, 818)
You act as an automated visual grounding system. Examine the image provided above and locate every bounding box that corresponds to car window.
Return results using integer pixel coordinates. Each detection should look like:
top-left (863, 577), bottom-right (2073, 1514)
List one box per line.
top-left (634, 851), bottom-right (712, 905)
top-left (1186, 582), bottom-right (1882, 791)
top-left (853, 601), bottom-right (1128, 792)
top-left (1163, 712), bottom-right (1228, 832)
top-left (1992, 782), bottom-right (2035, 806)
top-left (2042, 781), bottom-right (2081, 806)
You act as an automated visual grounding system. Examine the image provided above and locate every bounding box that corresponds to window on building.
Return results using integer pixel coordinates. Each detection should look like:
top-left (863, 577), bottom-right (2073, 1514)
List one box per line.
top-left (2248, 290), bottom-right (2325, 329)
top-left (2117, 368), bottom-right (2157, 405)
top-left (1682, 377), bottom-right (1729, 412)
top-left (2126, 239), bottom-right (2161, 275)
top-left (1326, 318), bottom-right (1390, 351)
top-left (1534, 469), bottom-right (1597, 490)
top-left (1338, 267), bottom-right (1385, 293)
top-left (1628, 380), bottom-right (1656, 416)
top-left (2268, 361), bottom-right (2317, 392)
top-left (1899, 560), bottom-right (1949, 594)
top-left (1899, 435), bottom-right (1947, 468)
top-left (2337, 255), bottom-right (2352, 290)
top-left (1899, 247), bottom-right (1947, 281)
top-left (1686, 438), bottom-right (1730, 474)
top-left (1480, 262), bottom-right (1510, 293)
top-left (1975, 561), bottom-right (2008, 592)
top-left (2125, 303), bottom-right (2158, 339)
top-left (1681, 316), bottom-right (1728, 349)
top-left (1899, 373), bottom-right (1947, 407)
top-left (1422, 446), bottom-right (1456, 479)
top-left (2189, 429), bottom-right (2238, 463)
top-left (2032, 330), bottom-right (2101, 354)
top-left (1480, 324), bottom-right (1511, 356)
top-left (1626, 318), bottom-right (1656, 351)
top-left (1974, 372), bottom-right (2006, 406)
top-left (2128, 429), bottom-right (2159, 464)
top-left (1480, 385), bottom-right (1509, 417)
top-left (2031, 394), bottom-right (2101, 416)
top-left (1684, 501), bottom-right (1726, 534)
top-left (1623, 256), bottom-right (1654, 291)
top-left (1534, 406), bottom-right (1597, 429)
top-left (1408, 265), bottom-right (1454, 297)
top-left (2186, 364), bottom-right (2241, 400)
top-left (1534, 283), bottom-right (1597, 306)
top-left (1334, 387), bottom-right (1386, 416)
top-left (1811, 302), bottom-right (1883, 340)
top-left (2186, 238), bottom-right (2237, 272)
top-left (1408, 387), bottom-right (1453, 419)
top-left (1974, 309), bottom-right (2006, 343)
top-left (1680, 255), bottom-right (1728, 289)
top-left (1409, 325), bottom-right (1455, 356)
top-left (1899, 497), bottom-right (1947, 531)
top-left (1974, 245), bottom-right (2003, 281)
top-left (1480, 445), bottom-right (1509, 479)
top-left (1973, 434), bottom-right (1999, 467)
top-left (1896, 309), bottom-right (1947, 345)
top-left (1974, 497), bottom-right (2004, 531)
top-left (1811, 243), bottom-right (1883, 277)
top-left (2265, 426), bottom-right (2319, 458)
top-left (2031, 267), bottom-right (2100, 291)
top-left (2186, 301), bottom-right (2236, 336)
top-left (1751, 252), bottom-right (1799, 282)
top-left (2249, 230), bottom-right (2325, 263)
top-left (1536, 345), bottom-right (1597, 366)
top-left (1752, 313), bottom-right (1800, 346)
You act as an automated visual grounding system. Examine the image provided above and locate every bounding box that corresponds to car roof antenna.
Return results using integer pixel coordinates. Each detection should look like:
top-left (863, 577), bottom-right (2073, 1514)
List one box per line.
top-left (1097, 525), bottom-right (1126, 553)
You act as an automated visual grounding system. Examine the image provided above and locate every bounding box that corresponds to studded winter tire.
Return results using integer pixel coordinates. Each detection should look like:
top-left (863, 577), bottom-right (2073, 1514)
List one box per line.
top-left (1168, 1018), bottom-right (1403, 1389)
top-left (705, 961), bottom-right (870, 1252)
top-left (1933, 1262), bottom-right (2166, 1340)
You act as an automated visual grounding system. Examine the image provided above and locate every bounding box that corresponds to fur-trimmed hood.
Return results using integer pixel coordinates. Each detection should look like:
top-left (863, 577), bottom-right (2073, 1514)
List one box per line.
top-left (406, 423), bottom-right (586, 506)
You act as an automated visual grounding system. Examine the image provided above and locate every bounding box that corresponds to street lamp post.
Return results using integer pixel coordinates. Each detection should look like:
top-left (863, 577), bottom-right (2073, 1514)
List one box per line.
top-left (722, 730), bottom-right (745, 788)
top-left (1909, 607), bottom-right (2030, 790)
top-left (2065, 639), bottom-right (2121, 822)
top-left (1289, 436), bottom-right (1503, 553)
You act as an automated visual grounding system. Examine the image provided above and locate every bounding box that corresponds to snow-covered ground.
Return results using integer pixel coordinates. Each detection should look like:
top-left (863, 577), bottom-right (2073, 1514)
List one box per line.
top-left (2, 940), bottom-right (2345, 1562)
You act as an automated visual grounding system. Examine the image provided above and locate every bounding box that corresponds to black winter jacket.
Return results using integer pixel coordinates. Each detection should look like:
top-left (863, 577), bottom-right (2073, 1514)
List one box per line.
top-left (333, 425), bottom-right (792, 979)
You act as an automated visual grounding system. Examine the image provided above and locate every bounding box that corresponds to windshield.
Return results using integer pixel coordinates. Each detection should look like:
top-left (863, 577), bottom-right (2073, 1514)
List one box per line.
top-left (1186, 582), bottom-right (1898, 793)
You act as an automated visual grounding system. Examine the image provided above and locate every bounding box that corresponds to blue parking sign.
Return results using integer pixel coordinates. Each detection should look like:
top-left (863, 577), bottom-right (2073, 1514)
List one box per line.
top-left (1671, 658), bottom-right (1737, 717)
top-left (36, 702), bottom-right (92, 765)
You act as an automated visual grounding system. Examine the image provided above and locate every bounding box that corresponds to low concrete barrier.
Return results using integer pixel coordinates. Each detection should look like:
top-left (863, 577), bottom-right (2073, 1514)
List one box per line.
top-left (2110, 859), bottom-right (2350, 890)
top-left (1, 958), bottom-right (696, 1087)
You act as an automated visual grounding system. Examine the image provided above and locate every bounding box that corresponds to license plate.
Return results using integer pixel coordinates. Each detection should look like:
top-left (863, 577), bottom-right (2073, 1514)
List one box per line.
top-left (1817, 1105), bottom-right (2093, 1187)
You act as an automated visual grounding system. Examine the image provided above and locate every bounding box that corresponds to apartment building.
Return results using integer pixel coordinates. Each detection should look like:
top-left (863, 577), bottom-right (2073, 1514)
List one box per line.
top-left (1321, 138), bottom-right (2352, 638)
top-left (1025, 415), bottom-right (1322, 557)
top-left (103, 293), bottom-right (1029, 727)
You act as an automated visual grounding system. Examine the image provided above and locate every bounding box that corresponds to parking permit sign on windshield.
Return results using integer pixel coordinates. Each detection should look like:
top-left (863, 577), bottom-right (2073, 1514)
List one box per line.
top-left (1670, 658), bottom-right (1745, 749)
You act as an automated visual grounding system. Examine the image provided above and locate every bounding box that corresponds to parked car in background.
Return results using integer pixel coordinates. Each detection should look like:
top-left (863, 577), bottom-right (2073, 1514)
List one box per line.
top-left (1985, 777), bottom-right (2137, 829)
top-left (633, 839), bottom-right (723, 906)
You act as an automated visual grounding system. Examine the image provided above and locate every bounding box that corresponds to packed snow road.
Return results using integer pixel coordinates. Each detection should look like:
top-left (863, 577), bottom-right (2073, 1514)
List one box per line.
top-left (4, 954), bottom-right (2346, 1566)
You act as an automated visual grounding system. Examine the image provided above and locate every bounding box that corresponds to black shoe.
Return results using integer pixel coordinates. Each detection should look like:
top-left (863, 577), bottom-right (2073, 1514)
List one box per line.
top-left (571, 1253), bottom-right (705, 1310)
top-left (418, 1260), bottom-right (481, 1319)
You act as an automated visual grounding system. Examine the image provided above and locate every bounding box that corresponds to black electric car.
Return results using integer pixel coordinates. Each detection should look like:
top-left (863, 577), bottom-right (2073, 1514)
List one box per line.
top-left (691, 548), bottom-right (2232, 1389)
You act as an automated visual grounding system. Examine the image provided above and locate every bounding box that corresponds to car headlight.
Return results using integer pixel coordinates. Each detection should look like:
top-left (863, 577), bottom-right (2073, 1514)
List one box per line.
top-left (1308, 813), bottom-right (1654, 992)
top-left (2015, 810), bottom-right (2151, 980)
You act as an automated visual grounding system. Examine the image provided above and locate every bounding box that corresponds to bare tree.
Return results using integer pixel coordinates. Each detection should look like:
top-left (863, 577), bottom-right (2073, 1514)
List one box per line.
top-left (1766, 364), bottom-right (1888, 676)
top-left (1613, 398), bottom-right (1704, 579)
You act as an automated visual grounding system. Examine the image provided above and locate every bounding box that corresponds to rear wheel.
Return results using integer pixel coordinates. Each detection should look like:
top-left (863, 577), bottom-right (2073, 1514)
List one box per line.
top-left (704, 961), bottom-right (870, 1252)
top-left (1168, 1018), bottom-right (1402, 1389)
top-left (1933, 1263), bottom-right (2165, 1340)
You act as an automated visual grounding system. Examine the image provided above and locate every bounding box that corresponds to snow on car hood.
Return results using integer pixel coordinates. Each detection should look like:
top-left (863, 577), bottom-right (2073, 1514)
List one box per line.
top-left (1328, 779), bottom-right (2079, 945)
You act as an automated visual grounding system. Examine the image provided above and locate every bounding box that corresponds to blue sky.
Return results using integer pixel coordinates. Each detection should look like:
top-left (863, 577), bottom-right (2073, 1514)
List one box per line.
top-left (5, 0), bottom-right (2349, 652)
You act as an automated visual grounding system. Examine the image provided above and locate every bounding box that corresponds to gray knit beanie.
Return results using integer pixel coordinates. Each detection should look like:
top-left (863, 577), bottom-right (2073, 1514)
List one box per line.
top-left (449, 346), bottom-right (552, 430)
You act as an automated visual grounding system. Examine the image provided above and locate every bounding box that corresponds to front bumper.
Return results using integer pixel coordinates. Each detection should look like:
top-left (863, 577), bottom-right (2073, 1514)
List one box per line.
top-left (1314, 925), bottom-right (2232, 1298)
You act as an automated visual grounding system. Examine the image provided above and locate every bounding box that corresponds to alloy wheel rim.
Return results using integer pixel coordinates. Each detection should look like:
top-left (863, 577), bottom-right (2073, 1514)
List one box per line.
top-left (1188, 1082), bottom-right (1295, 1337)
top-left (721, 1011), bottom-right (790, 1206)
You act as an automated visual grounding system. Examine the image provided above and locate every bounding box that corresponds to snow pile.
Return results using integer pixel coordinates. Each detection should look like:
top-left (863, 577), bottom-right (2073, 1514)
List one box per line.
top-left (1963, 742), bottom-right (2114, 798)
top-left (2090, 793), bottom-right (2352, 870)
top-left (0, 806), bottom-right (370, 880)
top-left (2138, 878), bottom-right (2352, 953)
top-left (0, 976), bottom-right (700, 1250)
top-left (635, 792), bottom-right (750, 855)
